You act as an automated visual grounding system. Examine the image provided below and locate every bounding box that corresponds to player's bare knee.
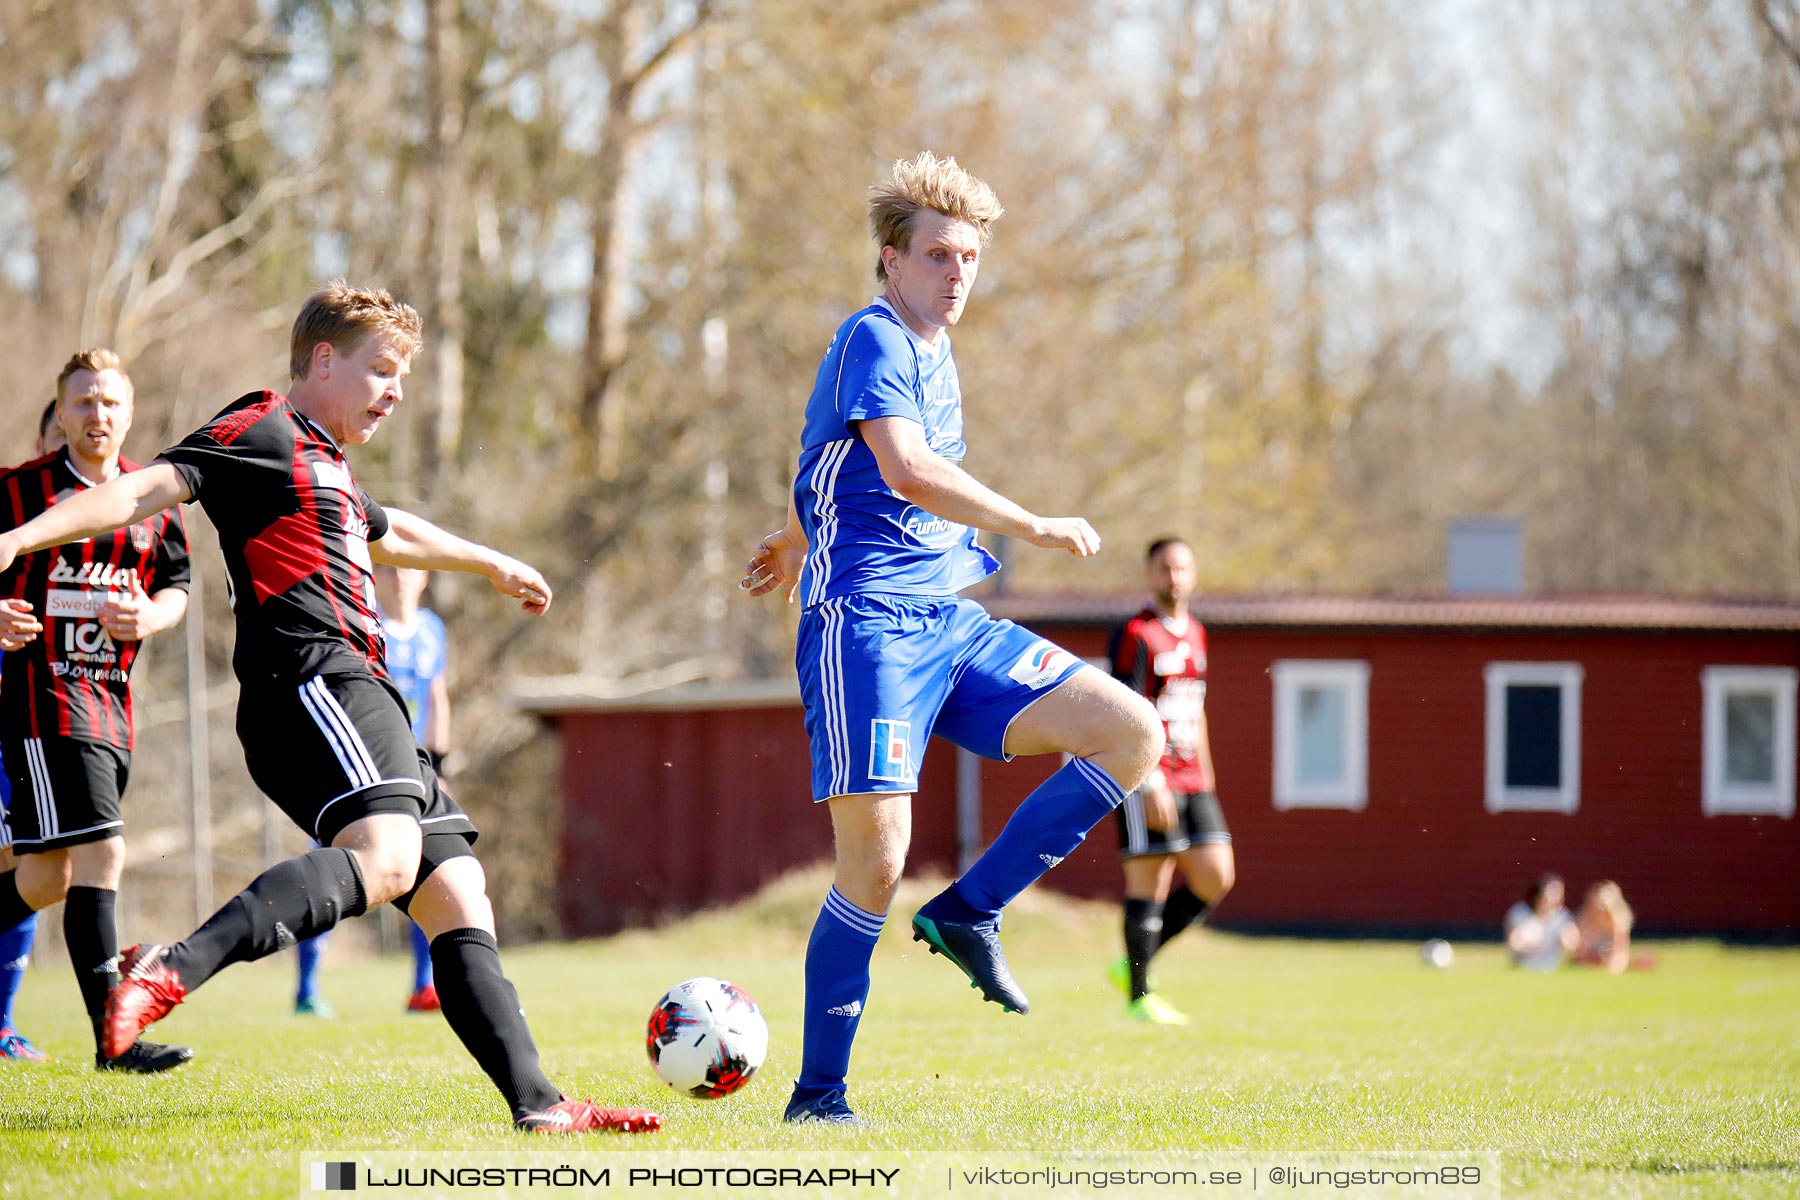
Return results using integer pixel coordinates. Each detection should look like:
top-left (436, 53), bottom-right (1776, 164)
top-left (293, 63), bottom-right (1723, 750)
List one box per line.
top-left (1115, 693), bottom-right (1163, 785)
top-left (68, 837), bottom-right (126, 889)
top-left (16, 852), bottom-right (72, 909)
top-left (348, 846), bottom-right (419, 907)
top-left (834, 845), bottom-right (904, 911)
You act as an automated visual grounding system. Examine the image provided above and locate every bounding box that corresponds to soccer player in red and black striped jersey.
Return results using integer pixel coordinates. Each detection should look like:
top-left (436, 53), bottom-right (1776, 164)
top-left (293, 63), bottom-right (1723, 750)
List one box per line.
top-left (0, 283), bottom-right (659, 1134)
top-left (0, 349), bottom-right (194, 1072)
top-left (0, 400), bottom-right (69, 1064)
top-left (1104, 538), bottom-right (1236, 1024)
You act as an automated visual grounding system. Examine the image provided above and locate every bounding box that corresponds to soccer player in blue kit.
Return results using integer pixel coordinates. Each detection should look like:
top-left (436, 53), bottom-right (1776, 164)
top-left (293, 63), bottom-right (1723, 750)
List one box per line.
top-left (743, 152), bottom-right (1163, 1125)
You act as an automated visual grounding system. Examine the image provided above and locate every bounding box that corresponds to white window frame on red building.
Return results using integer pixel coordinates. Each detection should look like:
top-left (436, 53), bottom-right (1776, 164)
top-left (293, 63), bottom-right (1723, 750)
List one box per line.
top-left (1484, 662), bottom-right (1583, 814)
top-left (1271, 659), bottom-right (1370, 811)
top-left (1701, 666), bottom-right (1796, 819)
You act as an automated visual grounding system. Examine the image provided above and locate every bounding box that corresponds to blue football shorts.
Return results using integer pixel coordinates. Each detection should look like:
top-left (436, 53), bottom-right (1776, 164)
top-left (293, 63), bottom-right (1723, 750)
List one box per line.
top-left (795, 593), bottom-right (1090, 802)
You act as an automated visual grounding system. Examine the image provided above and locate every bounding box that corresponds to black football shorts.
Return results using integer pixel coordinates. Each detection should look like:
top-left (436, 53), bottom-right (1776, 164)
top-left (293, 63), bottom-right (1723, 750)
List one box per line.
top-left (238, 671), bottom-right (477, 852)
top-left (1, 736), bottom-right (129, 853)
top-left (1116, 788), bottom-right (1231, 859)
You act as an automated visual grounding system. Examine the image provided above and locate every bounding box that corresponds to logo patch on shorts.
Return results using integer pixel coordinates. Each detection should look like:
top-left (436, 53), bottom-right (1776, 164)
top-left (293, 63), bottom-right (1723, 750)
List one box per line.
top-left (1008, 642), bottom-right (1076, 690)
top-left (868, 719), bottom-right (913, 784)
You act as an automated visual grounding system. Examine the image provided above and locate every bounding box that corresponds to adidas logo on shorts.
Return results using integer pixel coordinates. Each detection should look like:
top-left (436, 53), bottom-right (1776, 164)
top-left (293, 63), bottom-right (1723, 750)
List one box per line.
top-left (825, 1000), bottom-right (863, 1018)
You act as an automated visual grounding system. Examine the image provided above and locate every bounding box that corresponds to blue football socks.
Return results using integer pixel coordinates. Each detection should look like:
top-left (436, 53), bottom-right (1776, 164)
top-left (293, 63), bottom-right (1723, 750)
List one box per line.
top-left (797, 886), bottom-right (885, 1090)
top-left (295, 932), bottom-right (327, 1004)
top-left (955, 757), bottom-right (1127, 915)
top-left (408, 921), bottom-right (434, 991)
top-left (0, 912), bottom-right (37, 1029)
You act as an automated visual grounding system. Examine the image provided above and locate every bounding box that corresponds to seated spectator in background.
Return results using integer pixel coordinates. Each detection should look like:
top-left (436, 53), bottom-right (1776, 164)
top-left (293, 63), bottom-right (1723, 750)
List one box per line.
top-left (1575, 880), bottom-right (1654, 973)
top-left (1505, 873), bottom-right (1578, 971)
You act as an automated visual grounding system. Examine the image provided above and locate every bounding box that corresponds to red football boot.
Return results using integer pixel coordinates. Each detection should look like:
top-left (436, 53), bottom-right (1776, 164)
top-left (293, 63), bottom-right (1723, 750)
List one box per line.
top-left (102, 945), bottom-right (187, 1060)
top-left (515, 1097), bottom-right (663, 1134)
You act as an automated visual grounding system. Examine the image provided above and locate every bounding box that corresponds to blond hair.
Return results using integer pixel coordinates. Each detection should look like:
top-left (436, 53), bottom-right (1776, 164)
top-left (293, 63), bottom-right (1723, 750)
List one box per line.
top-left (1585, 881), bottom-right (1634, 931)
top-left (56, 347), bottom-right (131, 401)
top-left (290, 280), bottom-right (424, 380)
top-left (867, 151), bottom-right (1004, 283)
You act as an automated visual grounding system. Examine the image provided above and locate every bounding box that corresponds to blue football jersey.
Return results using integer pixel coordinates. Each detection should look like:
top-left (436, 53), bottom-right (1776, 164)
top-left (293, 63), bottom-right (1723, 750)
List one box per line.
top-left (380, 608), bottom-right (447, 741)
top-left (793, 299), bottom-right (999, 606)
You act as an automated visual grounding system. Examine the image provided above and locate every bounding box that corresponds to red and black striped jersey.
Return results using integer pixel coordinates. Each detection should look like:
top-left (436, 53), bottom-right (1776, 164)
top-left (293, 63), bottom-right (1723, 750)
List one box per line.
top-left (0, 452), bottom-right (191, 750)
top-left (159, 391), bottom-right (391, 686)
top-left (1108, 606), bottom-right (1210, 792)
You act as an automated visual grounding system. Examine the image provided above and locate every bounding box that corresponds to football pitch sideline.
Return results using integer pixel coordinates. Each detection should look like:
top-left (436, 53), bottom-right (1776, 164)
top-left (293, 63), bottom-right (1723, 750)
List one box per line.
top-left (1, 877), bottom-right (1795, 1200)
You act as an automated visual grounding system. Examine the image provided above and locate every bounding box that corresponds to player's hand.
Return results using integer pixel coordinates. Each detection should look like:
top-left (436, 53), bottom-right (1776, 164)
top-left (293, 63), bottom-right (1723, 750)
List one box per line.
top-left (1142, 776), bottom-right (1178, 834)
top-left (97, 577), bottom-right (159, 641)
top-left (487, 555), bottom-right (553, 616)
top-left (1025, 516), bottom-right (1101, 557)
top-left (0, 597), bottom-right (42, 650)
top-left (740, 525), bottom-right (807, 604)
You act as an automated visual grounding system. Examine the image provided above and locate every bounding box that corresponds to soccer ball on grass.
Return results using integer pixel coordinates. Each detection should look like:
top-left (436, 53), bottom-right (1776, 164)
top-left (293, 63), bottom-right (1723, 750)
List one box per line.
top-left (645, 977), bottom-right (769, 1098)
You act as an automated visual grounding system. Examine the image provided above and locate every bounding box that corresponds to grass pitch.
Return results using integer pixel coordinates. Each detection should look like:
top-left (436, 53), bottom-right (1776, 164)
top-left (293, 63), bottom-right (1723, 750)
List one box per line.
top-left (0, 872), bottom-right (1795, 1198)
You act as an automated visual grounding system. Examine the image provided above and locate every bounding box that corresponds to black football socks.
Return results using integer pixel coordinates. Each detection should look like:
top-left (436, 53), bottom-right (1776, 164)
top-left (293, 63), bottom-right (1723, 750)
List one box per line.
top-left (63, 885), bottom-right (119, 1053)
top-left (1153, 887), bottom-right (1212, 957)
top-left (161, 847), bottom-right (367, 989)
top-left (429, 928), bottom-right (561, 1120)
top-left (0, 871), bottom-right (34, 935)
top-left (1123, 897), bottom-right (1162, 1002)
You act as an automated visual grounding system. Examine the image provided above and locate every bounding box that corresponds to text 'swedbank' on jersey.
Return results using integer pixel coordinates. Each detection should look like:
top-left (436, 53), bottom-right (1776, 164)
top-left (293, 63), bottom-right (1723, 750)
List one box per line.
top-left (793, 299), bottom-right (999, 606)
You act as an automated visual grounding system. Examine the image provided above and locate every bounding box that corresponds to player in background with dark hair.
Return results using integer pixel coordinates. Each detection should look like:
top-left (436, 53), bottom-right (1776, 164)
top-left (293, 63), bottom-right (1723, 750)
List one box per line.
top-left (0, 352), bottom-right (194, 1072)
top-left (0, 402), bottom-right (68, 1062)
top-left (0, 283), bottom-right (659, 1133)
top-left (1105, 537), bottom-right (1235, 1024)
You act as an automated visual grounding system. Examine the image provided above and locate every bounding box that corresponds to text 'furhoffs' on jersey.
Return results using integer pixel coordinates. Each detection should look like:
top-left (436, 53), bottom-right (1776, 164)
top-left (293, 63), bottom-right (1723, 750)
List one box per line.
top-left (793, 299), bottom-right (1000, 606)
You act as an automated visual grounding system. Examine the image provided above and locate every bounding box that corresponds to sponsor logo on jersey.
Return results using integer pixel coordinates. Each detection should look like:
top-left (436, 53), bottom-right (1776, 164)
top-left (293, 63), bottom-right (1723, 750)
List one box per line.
top-left (1008, 643), bottom-right (1076, 690)
top-left (904, 512), bottom-right (957, 539)
top-left (45, 589), bottom-right (121, 619)
top-left (310, 459), bottom-right (355, 495)
top-left (47, 561), bottom-right (140, 590)
top-left (868, 718), bottom-right (913, 784)
top-left (130, 522), bottom-right (154, 552)
top-left (1153, 643), bottom-right (1192, 676)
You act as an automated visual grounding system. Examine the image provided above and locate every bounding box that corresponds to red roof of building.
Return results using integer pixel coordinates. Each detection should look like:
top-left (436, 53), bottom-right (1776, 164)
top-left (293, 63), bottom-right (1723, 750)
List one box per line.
top-left (983, 592), bottom-right (1800, 632)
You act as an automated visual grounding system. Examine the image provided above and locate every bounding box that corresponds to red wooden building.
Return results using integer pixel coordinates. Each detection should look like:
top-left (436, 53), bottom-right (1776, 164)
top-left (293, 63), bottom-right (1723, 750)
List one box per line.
top-left (520, 594), bottom-right (1800, 939)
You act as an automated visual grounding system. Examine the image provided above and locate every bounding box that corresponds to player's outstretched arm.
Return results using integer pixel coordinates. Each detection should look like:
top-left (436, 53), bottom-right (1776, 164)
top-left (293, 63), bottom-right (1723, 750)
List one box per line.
top-left (859, 417), bottom-right (1100, 557)
top-left (0, 462), bottom-right (190, 576)
top-left (374, 508), bottom-right (552, 616)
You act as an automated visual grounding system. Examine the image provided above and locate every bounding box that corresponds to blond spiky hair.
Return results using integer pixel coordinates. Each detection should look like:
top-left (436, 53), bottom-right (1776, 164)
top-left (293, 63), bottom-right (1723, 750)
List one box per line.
top-left (55, 347), bottom-right (130, 401)
top-left (289, 280), bottom-right (424, 380)
top-left (867, 151), bottom-right (1004, 283)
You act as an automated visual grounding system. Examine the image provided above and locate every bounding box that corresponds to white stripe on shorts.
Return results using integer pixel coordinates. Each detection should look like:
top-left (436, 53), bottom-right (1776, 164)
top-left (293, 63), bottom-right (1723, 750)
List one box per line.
top-left (1122, 788), bottom-right (1148, 854)
top-left (820, 598), bottom-right (849, 795)
top-left (26, 738), bottom-right (56, 840)
top-left (298, 678), bottom-right (379, 788)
